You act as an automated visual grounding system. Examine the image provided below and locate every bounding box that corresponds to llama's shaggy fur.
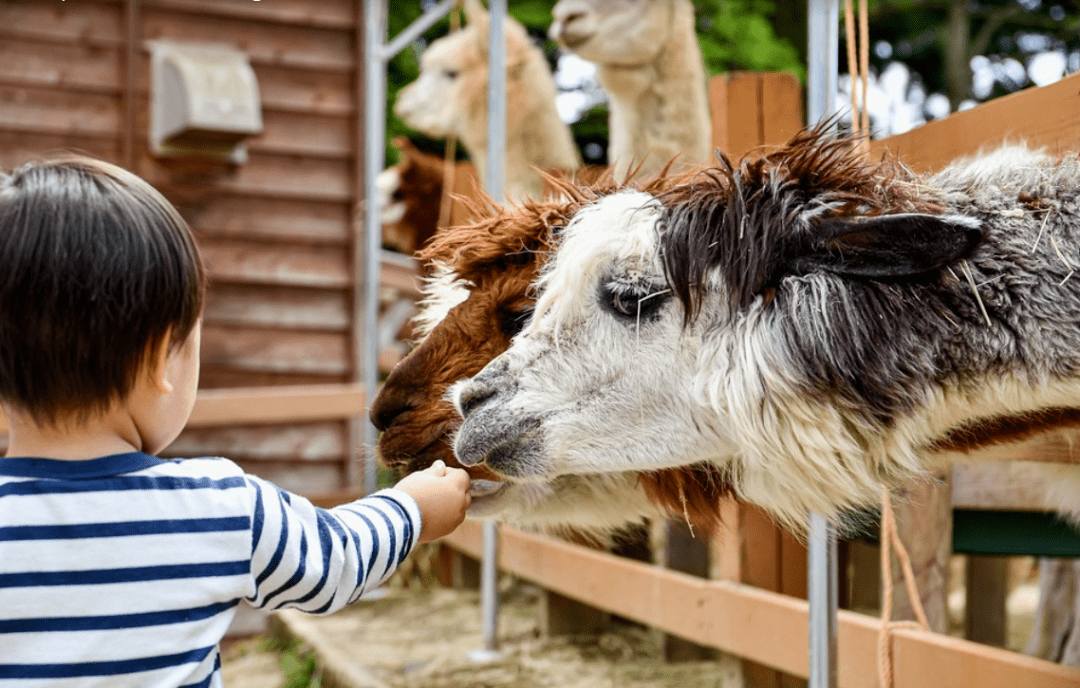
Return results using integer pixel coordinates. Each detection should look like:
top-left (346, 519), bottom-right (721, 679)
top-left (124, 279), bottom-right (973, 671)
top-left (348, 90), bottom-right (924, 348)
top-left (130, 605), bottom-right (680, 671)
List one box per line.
top-left (371, 170), bottom-right (730, 534)
top-left (549, 0), bottom-right (711, 180)
top-left (394, 0), bottom-right (580, 201)
top-left (451, 127), bottom-right (1080, 531)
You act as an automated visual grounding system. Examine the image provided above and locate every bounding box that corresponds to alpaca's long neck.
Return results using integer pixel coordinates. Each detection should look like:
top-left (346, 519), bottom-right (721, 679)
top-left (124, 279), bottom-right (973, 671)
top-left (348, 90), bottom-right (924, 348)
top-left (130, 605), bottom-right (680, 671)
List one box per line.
top-left (596, 1), bottom-right (711, 179)
top-left (458, 47), bottom-right (580, 201)
top-left (461, 130), bottom-right (557, 202)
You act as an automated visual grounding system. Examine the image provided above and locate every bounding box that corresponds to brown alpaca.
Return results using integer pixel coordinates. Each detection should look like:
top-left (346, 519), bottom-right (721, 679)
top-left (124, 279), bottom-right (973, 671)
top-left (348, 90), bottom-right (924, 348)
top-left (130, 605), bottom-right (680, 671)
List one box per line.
top-left (377, 138), bottom-right (477, 256)
top-left (371, 171), bottom-right (729, 535)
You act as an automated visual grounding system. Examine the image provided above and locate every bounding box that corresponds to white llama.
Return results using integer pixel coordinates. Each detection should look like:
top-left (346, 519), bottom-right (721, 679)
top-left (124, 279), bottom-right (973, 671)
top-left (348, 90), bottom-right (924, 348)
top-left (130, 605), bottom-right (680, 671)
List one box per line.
top-left (394, 0), bottom-right (580, 201)
top-left (449, 129), bottom-right (1080, 530)
top-left (549, 0), bottom-right (712, 179)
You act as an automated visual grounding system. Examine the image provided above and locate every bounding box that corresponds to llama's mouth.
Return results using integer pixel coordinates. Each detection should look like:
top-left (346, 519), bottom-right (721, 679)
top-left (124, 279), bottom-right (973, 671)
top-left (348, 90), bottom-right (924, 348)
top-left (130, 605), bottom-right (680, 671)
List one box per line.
top-left (558, 30), bottom-right (596, 50)
top-left (454, 413), bottom-right (547, 480)
top-left (469, 479), bottom-right (506, 498)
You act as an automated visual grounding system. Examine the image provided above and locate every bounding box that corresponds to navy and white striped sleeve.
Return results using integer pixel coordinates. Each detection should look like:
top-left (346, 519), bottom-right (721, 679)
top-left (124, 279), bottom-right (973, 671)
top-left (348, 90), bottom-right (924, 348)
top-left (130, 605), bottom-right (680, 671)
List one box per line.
top-left (243, 476), bottom-right (422, 614)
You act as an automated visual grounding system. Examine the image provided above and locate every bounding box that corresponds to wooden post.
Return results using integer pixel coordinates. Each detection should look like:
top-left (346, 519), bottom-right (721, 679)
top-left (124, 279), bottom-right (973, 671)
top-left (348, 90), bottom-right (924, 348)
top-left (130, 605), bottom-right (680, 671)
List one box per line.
top-left (663, 519), bottom-right (716, 661)
top-left (965, 555), bottom-right (1008, 646)
top-left (890, 474), bottom-right (953, 634)
top-left (710, 71), bottom-right (808, 688)
top-left (434, 543), bottom-right (481, 590)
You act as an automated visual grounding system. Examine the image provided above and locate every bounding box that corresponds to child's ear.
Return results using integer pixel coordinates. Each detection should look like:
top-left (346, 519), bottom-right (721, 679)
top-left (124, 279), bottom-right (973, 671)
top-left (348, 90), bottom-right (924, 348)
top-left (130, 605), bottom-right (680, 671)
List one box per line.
top-left (147, 330), bottom-right (174, 395)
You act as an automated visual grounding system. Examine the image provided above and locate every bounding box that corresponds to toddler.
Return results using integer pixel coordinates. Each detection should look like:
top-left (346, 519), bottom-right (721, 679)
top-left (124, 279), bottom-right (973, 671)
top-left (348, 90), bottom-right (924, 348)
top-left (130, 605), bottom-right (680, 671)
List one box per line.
top-left (0, 158), bottom-right (471, 686)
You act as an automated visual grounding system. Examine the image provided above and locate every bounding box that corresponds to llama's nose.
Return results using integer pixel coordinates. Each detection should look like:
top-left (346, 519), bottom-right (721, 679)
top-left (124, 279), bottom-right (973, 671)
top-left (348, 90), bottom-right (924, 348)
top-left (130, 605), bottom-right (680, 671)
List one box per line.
top-left (370, 384), bottom-right (415, 432)
top-left (562, 10), bottom-right (587, 26)
top-left (455, 381), bottom-right (497, 420)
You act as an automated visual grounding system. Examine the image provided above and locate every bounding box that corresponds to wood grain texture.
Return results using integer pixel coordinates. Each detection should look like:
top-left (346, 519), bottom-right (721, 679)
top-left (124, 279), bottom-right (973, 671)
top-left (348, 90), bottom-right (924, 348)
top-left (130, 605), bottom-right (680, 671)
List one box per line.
top-left (871, 71), bottom-right (1080, 172)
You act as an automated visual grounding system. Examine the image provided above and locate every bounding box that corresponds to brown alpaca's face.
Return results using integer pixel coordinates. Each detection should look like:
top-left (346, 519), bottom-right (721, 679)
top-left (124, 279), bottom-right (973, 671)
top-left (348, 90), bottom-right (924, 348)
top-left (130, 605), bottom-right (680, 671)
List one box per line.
top-left (371, 260), bottom-right (537, 482)
top-left (372, 186), bottom-right (732, 535)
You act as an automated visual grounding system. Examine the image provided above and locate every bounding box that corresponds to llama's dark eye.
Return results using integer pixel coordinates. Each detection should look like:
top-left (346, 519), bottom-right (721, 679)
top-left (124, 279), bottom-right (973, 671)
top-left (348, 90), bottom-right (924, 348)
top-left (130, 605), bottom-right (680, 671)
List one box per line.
top-left (443, 69), bottom-right (459, 80)
top-left (610, 290), bottom-right (637, 317)
top-left (498, 307), bottom-right (533, 338)
top-left (601, 283), bottom-right (670, 321)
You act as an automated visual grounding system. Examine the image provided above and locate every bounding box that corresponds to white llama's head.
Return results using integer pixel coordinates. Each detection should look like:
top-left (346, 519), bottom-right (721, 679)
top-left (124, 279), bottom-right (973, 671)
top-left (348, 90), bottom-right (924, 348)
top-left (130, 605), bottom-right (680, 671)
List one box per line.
top-left (394, 0), bottom-right (532, 141)
top-left (446, 129), bottom-right (1043, 527)
top-left (549, 0), bottom-right (682, 65)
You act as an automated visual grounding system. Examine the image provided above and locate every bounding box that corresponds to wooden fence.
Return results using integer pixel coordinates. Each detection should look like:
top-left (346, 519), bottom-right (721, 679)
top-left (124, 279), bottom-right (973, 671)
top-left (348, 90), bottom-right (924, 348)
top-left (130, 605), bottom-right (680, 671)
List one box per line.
top-left (445, 520), bottom-right (1079, 688)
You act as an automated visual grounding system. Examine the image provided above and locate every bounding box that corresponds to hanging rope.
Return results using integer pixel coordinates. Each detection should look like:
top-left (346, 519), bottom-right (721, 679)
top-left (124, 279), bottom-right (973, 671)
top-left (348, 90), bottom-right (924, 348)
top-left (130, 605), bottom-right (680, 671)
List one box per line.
top-left (843, 0), bottom-right (871, 155)
top-left (845, 6), bottom-right (933, 685)
top-left (877, 486), bottom-right (932, 688)
top-left (437, 4), bottom-right (463, 230)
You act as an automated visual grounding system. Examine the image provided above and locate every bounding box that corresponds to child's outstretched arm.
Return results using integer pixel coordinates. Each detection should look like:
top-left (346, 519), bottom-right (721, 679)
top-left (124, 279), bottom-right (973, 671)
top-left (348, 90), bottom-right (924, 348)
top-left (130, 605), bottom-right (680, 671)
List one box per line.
top-left (393, 459), bottom-right (471, 542)
top-left (244, 461), bottom-right (470, 614)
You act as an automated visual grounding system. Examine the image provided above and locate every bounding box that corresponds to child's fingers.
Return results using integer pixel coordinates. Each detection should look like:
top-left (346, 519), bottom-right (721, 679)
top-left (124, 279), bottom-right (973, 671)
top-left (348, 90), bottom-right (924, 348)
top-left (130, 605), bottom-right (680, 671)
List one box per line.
top-left (447, 467), bottom-right (471, 491)
top-left (428, 459), bottom-right (447, 475)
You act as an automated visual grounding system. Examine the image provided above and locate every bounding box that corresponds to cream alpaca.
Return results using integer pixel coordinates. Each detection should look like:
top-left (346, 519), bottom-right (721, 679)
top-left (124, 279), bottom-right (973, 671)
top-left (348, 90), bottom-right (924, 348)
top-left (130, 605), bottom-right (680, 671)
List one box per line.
top-left (549, 0), bottom-right (711, 179)
top-left (394, 0), bottom-right (580, 200)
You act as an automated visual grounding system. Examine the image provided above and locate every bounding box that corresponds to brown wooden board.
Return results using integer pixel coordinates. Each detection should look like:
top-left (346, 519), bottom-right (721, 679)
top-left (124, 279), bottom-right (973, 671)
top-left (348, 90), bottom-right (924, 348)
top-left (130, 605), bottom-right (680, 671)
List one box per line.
top-left (168, 422), bottom-right (346, 462)
top-left (198, 237), bottom-right (351, 289)
top-left (197, 369), bottom-right (348, 391)
top-left (0, 38), bottom-right (121, 93)
top-left (201, 325), bottom-right (349, 377)
top-left (871, 71), bottom-right (1080, 172)
top-left (0, 3), bottom-right (123, 47)
top-left (181, 196), bottom-right (351, 245)
top-left (205, 285), bottom-right (350, 332)
top-left (245, 65), bottom-right (354, 117)
top-left (142, 9), bottom-right (354, 73)
top-left (952, 460), bottom-right (1079, 511)
top-left (0, 130), bottom-right (119, 168)
top-left (145, 152), bottom-right (353, 203)
top-left (145, 0), bottom-right (355, 31)
top-left (0, 85), bottom-right (121, 139)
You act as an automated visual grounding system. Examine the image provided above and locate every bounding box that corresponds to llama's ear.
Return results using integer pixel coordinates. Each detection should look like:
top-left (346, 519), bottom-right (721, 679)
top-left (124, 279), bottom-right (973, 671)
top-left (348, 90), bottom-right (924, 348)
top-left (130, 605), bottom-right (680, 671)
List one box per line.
top-left (463, 0), bottom-right (489, 27)
top-left (791, 213), bottom-right (983, 278)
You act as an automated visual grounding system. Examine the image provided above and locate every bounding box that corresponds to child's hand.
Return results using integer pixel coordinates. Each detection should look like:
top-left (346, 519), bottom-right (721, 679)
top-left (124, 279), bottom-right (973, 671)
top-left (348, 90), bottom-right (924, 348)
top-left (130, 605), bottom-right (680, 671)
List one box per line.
top-left (393, 460), bottom-right (472, 543)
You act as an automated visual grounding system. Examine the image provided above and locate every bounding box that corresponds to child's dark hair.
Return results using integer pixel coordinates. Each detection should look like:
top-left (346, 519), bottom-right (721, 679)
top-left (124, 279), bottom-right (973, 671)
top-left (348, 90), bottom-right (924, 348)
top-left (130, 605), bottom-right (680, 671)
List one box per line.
top-left (0, 157), bottom-right (206, 424)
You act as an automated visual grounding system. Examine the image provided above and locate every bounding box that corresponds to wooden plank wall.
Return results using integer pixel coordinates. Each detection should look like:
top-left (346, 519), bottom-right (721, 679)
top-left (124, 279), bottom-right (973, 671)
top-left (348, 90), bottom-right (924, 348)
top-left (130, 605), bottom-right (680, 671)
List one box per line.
top-left (0, 0), bottom-right (369, 495)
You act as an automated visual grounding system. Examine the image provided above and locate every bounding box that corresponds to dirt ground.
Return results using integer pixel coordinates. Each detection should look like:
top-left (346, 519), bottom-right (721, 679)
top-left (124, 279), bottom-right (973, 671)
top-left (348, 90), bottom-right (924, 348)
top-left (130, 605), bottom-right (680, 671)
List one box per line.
top-left (222, 578), bottom-right (736, 688)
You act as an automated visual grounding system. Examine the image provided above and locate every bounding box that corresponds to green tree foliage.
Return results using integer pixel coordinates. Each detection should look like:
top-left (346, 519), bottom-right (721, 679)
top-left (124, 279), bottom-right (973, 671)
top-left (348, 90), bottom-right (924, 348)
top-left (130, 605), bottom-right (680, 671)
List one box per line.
top-left (694, 0), bottom-right (805, 78)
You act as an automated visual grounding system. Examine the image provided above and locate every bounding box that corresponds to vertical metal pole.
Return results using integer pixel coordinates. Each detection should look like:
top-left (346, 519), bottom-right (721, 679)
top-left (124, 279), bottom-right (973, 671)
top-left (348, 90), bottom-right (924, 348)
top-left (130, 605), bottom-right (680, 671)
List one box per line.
top-left (806, 2), bottom-right (840, 688)
top-left (362, 0), bottom-right (387, 496)
top-left (808, 513), bottom-right (839, 688)
top-left (807, 0), bottom-right (839, 126)
top-left (478, 0), bottom-right (507, 660)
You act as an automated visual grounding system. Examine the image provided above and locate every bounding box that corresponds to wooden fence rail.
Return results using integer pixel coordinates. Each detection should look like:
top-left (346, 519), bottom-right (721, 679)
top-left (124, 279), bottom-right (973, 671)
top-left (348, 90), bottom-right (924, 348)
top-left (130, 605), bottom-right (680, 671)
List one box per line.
top-left (445, 520), bottom-right (1080, 688)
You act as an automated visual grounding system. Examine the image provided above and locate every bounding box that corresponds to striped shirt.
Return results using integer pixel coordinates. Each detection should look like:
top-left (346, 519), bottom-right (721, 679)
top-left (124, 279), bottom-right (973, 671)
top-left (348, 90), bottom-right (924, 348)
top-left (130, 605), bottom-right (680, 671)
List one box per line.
top-left (0, 452), bottom-right (421, 687)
